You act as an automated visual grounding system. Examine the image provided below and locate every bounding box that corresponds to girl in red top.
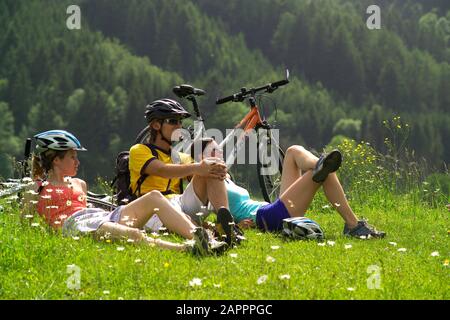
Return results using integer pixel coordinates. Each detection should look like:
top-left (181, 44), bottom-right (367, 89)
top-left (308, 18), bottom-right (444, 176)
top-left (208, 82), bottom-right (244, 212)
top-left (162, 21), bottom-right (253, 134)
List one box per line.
top-left (24, 130), bottom-right (225, 255)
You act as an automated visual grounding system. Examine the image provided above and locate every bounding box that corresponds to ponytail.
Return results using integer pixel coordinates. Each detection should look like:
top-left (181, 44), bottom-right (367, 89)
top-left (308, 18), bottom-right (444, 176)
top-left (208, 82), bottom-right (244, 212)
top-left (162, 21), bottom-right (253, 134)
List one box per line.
top-left (31, 150), bottom-right (68, 180)
top-left (148, 120), bottom-right (162, 144)
top-left (31, 154), bottom-right (45, 180)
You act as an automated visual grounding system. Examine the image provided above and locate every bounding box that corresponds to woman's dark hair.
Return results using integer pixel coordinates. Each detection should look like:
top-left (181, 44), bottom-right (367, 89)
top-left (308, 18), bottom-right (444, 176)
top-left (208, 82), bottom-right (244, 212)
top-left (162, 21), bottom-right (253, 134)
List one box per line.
top-left (32, 150), bottom-right (68, 180)
top-left (190, 137), bottom-right (214, 161)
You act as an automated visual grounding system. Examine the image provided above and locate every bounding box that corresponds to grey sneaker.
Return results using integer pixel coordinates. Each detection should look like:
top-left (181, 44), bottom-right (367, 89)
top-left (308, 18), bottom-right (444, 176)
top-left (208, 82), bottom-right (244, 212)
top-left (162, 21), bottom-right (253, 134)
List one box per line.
top-left (216, 207), bottom-right (246, 246)
top-left (344, 220), bottom-right (386, 239)
top-left (312, 150), bottom-right (342, 183)
top-left (216, 207), bottom-right (236, 246)
top-left (191, 227), bottom-right (210, 257)
top-left (208, 237), bottom-right (229, 255)
top-left (191, 227), bottom-right (228, 256)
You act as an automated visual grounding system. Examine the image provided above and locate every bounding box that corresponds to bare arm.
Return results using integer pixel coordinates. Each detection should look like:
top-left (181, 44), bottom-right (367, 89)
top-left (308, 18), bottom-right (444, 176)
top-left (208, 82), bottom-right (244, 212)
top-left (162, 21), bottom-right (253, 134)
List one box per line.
top-left (144, 157), bottom-right (227, 180)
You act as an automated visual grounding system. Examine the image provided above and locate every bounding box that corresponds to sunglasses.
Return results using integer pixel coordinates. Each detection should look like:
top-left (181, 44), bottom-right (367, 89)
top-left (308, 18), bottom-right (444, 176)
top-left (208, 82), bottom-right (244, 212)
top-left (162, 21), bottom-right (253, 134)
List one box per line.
top-left (163, 118), bottom-right (183, 125)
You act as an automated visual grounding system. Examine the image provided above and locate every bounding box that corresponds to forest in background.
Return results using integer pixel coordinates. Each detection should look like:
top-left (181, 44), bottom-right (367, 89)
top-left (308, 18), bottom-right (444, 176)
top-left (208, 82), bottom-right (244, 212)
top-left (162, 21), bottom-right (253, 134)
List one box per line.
top-left (0, 0), bottom-right (449, 190)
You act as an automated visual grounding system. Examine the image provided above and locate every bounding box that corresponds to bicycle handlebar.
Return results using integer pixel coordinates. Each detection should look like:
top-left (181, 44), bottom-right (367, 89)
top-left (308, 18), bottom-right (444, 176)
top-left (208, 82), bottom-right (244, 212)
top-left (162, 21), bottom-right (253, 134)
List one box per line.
top-left (216, 69), bottom-right (290, 105)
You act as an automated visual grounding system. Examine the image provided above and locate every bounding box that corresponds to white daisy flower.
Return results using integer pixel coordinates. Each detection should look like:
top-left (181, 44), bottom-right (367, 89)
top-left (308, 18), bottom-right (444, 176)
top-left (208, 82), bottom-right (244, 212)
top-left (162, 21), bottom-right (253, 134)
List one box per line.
top-left (344, 244), bottom-right (352, 249)
top-left (279, 274), bottom-right (291, 280)
top-left (266, 256), bottom-right (276, 263)
top-left (189, 278), bottom-right (202, 287)
top-left (257, 275), bottom-right (268, 285)
top-left (430, 251), bottom-right (439, 257)
top-left (116, 247), bottom-right (125, 251)
top-left (397, 248), bottom-right (407, 252)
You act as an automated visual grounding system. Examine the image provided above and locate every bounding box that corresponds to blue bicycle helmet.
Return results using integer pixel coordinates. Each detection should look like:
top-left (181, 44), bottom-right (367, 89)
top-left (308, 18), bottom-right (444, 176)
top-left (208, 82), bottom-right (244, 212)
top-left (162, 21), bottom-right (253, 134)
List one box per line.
top-left (34, 130), bottom-right (87, 154)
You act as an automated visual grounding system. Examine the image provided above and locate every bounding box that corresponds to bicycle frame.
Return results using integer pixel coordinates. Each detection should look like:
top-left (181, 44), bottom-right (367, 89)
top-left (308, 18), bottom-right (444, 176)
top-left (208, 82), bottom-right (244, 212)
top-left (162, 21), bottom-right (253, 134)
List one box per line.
top-left (218, 100), bottom-right (269, 169)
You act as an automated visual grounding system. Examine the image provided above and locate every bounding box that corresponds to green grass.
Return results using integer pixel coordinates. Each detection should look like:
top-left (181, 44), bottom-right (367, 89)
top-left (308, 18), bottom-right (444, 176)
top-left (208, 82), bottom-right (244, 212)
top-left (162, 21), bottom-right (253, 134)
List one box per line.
top-left (0, 195), bottom-right (448, 300)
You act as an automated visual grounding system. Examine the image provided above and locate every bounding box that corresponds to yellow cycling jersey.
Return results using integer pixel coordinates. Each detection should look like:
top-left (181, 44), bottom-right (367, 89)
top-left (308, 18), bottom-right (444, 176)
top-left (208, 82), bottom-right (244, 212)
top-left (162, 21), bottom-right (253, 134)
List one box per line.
top-left (128, 143), bottom-right (193, 197)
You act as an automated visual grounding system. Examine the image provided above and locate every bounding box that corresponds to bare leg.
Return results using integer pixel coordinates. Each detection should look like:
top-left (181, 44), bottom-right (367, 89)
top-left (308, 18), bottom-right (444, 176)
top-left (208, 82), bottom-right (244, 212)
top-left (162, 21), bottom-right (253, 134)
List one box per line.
top-left (191, 175), bottom-right (229, 210)
top-left (279, 145), bottom-right (358, 228)
top-left (279, 145), bottom-right (318, 195)
top-left (322, 173), bottom-right (358, 228)
top-left (118, 190), bottom-right (197, 239)
top-left (279, 170), bottom-right (321, 217)
top-left (96, 222), bottom-right (187, 251)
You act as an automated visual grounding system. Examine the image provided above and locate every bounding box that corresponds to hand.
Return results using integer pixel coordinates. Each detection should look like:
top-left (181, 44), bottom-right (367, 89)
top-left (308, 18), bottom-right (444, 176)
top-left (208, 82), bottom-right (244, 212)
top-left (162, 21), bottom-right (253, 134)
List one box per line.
top-left (237, 219), bottom-right (255, 229)
top-left (196, 158), bottom-right (227, 179)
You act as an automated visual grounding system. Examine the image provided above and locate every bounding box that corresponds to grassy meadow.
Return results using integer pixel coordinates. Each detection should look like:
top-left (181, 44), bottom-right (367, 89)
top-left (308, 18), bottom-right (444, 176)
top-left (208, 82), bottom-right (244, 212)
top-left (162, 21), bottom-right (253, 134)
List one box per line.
top-left (0, 136), bottom-right (449, 300)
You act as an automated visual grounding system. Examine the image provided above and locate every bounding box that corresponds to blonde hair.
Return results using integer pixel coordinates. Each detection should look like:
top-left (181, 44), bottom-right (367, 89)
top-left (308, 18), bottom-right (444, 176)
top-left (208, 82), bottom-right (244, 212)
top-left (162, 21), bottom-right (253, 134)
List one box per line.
top-left (31, 150), bottom-right (68, 180)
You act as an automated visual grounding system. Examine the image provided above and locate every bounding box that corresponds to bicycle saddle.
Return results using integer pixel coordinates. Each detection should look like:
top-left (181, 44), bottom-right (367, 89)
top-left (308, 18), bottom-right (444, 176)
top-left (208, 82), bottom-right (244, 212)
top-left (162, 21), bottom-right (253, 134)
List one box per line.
top-left (173, 84), bottom-right (205, 98)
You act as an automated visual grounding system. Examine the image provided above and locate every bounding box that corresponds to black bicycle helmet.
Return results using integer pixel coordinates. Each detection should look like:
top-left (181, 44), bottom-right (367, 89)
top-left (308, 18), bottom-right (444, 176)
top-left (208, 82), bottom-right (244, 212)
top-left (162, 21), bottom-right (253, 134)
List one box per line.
top-left (144, 99), bottom-right (191, 122)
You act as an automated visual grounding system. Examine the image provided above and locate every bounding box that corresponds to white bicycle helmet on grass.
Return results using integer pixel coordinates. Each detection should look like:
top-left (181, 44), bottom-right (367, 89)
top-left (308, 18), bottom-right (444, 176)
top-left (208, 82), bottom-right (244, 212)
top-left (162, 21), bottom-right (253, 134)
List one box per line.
top-left (34, 130), bottom-right (87, 154)
top-left (282, 217), bottom-right (324, 240)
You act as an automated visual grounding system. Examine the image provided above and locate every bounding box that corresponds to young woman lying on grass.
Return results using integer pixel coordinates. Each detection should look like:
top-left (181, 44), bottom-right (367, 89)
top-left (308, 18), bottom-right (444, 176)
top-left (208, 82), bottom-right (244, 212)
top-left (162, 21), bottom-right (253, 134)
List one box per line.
top-left (23, 130), bottom-right (226, 256)
top-left (192, 138), bottom-right (386, 238)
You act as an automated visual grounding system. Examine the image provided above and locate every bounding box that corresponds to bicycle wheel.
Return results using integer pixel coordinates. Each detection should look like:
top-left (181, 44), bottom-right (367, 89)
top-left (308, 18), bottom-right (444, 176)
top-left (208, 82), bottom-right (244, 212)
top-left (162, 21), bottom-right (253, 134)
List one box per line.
top-left (87, 196), bottom-right (117, 211)
top-left (135, 125), bottom-right (150, 144)
top-left (257, 135), bottom-right (285, 203)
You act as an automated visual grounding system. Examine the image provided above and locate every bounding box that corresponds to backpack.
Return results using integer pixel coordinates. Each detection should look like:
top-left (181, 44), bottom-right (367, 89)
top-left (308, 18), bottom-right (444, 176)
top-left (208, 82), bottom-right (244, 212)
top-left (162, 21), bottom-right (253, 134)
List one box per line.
top-left (111, 144), bottom-right (183, 205)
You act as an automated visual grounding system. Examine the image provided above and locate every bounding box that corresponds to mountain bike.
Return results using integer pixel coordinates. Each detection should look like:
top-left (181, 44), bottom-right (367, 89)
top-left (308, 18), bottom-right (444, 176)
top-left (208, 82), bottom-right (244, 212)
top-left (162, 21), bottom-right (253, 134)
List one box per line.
top-left (136, 70), bottom-right (290, 203)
